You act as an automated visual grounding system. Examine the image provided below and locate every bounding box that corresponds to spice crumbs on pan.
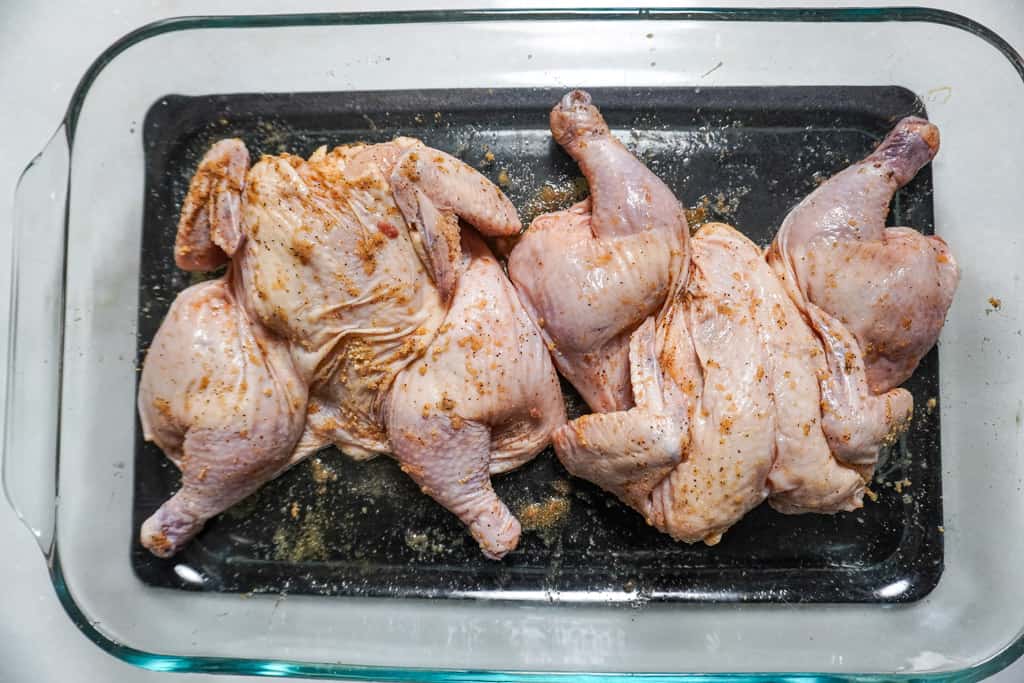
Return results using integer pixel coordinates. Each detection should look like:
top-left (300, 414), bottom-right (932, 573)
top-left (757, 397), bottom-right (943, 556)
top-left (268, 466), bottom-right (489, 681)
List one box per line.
top-left (519, 497), bottom-right (571, 531)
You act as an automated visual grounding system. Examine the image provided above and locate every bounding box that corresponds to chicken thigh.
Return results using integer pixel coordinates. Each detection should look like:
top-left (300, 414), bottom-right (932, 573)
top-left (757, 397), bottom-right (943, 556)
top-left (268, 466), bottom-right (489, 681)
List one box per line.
top-left (509, 90), bottom-right (689, 413)
top-left (388, 232), bottom-right (566, 558)
top-left (768, 116), bottom-right (959, 393)
top-left (138, 274), bottom-right (308, 557)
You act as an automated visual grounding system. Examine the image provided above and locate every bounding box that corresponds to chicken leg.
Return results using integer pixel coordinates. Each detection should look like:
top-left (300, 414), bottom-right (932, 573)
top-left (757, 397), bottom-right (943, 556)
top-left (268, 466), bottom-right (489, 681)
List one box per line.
top-left (768, 117), bottom-right (959, 393)
top-left (138, 271), bottom-right (307, 557)
top-left (388, 233), bottom-right (565, 558)
top-left (509, 90), bottom-right (689, 413)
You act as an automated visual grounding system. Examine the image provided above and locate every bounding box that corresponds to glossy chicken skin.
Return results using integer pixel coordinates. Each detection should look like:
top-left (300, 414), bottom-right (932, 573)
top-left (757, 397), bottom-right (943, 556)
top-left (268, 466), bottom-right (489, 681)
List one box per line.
top-left (238, 138), bottom-right (521, 460)
top-left (556, 223), bottom-right (910, 543)
top-left (388, 233), bottom-right (566, 558)
top-left (509, 90), bottom-right (689, 413)
top-left (138, 275), bottom-right (307, 557)
top-left (556, 224), bottom-right (773, 544)
top-left (768, 117), bottom-right (959, 393)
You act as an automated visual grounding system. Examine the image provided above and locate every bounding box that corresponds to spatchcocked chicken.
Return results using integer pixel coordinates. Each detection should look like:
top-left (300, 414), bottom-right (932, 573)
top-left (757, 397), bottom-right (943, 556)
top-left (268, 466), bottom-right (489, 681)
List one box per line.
top-left (550, 97), bottom-right (958, 545)
top-left (139, 137), bottom-right (564, 559)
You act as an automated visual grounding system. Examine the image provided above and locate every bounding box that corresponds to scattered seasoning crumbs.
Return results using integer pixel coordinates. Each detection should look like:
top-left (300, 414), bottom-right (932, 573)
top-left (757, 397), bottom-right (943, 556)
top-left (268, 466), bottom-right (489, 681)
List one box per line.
top-left (519, 497), bottom-right (570, 531)
top-left (926, 397), bottom-right (937, 414)
top-left (310, 458), bottom-right (337, 488)
top-left (497, 169), bottom-right (510, 187)
top-left (988, 297), bottom-right (1002, 311)
top-left (290, 502), bottom-right (300, 519)
top-left (551, 479), bottom-right (573, 496)
top-left (405, 530), bottom-right (429, 553)
top-left (938, 526), bottom-right (945, 533)
top-left (864, 488), bottom-right (879, 502)
top-left (894, 479), bottom-right (912, 494)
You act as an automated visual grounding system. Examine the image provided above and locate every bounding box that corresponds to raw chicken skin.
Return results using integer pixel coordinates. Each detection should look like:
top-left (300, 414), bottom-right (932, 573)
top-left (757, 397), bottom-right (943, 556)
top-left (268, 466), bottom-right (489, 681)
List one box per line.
top-left (769, 117), bottom-right (959, 393)
top-left (557, 224), bottom-right (869, 543)
top-left (139, 140), bottom-right (309, 557)
top-left (140, 134), bottom-right (563, 559)
top-left (238, 139), bottom-right (520, 459)
top-left (555, 116), bottom-right (956, 542)
top-left (510, 90), bottom-right (689, 413)
top-left (138, 271), bottom-right (307, 557)
top-left (388, 233), bottom-right (566, 558)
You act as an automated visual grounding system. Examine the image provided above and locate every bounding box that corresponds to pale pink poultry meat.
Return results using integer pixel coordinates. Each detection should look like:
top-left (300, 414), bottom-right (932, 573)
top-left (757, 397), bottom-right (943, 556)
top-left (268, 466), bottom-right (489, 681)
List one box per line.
top-left (235, 137), bottom-right (562, 558)
top-left (509, 90), bottom-right (689, 413)
top-left (768, 117), bottom-right (959, 394)
top-left (138, 274), bottom-right (308, 557)
top-left (140, 134), bottom-right (564, 559)
top-left (388, 232), bottom-right (565, 558)
top-left (554, 116), bottom-right (956, 542)
top-left (139, 140), bottom-right (308, 557)
top-left (237, 138), bottom-right (454, 460)
top-left (557, 224), bottom-right (870, 543)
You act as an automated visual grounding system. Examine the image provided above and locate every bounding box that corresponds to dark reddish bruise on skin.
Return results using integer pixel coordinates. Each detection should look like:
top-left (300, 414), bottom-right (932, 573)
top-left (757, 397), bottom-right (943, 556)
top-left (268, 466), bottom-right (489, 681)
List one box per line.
top-left (378, 221), bottom-right (399, 239)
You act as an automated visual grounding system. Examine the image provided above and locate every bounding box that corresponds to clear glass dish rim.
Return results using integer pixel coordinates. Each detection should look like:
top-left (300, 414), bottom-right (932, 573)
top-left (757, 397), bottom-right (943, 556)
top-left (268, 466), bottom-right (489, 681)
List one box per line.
top-left (35, 6), bottom-right (1024, 681)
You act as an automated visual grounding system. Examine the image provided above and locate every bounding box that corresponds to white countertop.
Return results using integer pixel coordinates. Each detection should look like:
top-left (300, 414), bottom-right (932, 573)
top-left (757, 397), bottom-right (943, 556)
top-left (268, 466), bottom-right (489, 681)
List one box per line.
top-left (1, 1), bottom-right (1021, 681)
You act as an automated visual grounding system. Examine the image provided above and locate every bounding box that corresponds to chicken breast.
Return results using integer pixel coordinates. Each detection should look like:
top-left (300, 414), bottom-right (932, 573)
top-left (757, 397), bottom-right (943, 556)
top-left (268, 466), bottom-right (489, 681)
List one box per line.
top-left (556, 223), bottom-right (899, 543)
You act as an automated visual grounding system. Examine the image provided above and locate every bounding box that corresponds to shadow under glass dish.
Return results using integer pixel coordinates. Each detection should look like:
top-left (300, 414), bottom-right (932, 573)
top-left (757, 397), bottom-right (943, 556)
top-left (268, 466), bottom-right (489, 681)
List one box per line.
top-left (133, 86), bottom-right (942, 604)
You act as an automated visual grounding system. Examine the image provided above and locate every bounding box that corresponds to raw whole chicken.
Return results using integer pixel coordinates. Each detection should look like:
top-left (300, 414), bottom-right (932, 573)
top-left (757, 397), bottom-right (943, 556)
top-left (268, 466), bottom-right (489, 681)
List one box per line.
top-left (553, 115), bottom-right (957, 544)
top-left (139, 135), bottom-right (564, 559)
top-left (509, 90), bottom-right (689, 413)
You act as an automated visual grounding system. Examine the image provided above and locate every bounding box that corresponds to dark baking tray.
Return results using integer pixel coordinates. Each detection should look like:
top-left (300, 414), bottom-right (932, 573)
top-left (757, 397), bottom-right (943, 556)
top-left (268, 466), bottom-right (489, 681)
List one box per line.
top-left (133, 86), bottom-right (942, 604)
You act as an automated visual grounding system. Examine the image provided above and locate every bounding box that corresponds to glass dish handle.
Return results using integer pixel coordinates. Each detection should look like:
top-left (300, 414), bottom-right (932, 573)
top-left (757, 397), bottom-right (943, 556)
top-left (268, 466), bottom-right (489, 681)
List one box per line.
top-left (3, 126), bottom-right (69, 555)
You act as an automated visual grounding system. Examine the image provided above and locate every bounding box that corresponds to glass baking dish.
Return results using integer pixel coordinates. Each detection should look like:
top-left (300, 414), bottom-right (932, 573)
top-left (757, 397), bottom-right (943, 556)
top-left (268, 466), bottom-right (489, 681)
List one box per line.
top-left (4, 7), bottom-right (1024, 681)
